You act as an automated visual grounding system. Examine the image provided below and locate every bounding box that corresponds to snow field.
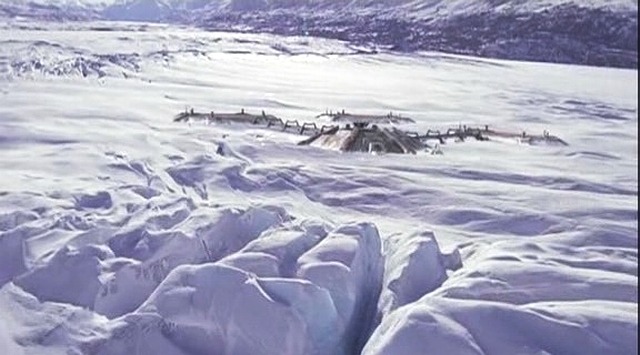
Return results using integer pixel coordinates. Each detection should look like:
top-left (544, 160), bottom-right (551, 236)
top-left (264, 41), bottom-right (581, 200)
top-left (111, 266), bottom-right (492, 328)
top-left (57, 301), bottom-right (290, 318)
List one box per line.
top-left (0, 21), bottom-right (637, 354)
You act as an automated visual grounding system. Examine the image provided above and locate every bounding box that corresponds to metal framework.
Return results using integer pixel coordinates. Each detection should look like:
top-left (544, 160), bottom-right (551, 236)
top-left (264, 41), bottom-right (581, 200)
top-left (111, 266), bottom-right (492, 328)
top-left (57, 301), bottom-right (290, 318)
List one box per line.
top-left (174, 109), bottom-right (567, 154)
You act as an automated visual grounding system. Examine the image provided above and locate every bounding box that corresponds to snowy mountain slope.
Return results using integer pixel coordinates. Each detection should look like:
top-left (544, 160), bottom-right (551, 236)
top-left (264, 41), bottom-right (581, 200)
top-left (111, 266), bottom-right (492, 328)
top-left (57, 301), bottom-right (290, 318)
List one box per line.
top-left (0, 2), bottom-right (98, 21)
top-left (0, 0), bottom-right (636, 68)
top-left (102, 0), bottom-right (174, 21)
top-left (188, 0), bottom-right (638, 68)
top-left (95, 0), bottom-right (637, 23)
top-left (204, 0), bottom-right (638, 13)
top-left (3, 0), bottom-right (636, 19)
top-left (25, 0), bottom-right (633, 13)
top-left (0, 21), bottom-right (638, 355)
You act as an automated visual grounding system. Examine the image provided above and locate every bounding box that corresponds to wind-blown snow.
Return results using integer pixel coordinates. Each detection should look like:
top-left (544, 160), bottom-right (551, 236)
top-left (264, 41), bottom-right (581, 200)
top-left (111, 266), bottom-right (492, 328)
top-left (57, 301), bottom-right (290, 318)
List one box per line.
top-left (0, 20), bottom-right (637, 355)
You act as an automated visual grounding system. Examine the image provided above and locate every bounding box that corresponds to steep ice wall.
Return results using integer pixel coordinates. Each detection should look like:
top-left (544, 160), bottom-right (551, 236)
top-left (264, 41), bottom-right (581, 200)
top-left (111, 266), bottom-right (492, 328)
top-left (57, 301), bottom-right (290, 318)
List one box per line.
top-left (296, 223), bottom-right (384, 353)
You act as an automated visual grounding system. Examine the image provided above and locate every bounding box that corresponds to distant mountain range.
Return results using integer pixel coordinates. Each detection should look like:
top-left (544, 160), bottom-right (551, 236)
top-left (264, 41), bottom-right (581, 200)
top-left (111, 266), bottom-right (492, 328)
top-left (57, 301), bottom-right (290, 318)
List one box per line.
top-left (2, 0), bottom-right (637, 69)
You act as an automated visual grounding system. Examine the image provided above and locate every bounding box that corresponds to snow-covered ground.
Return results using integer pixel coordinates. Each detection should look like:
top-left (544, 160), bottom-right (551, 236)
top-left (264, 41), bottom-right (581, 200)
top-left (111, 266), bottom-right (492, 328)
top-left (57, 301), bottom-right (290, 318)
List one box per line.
top-left (0, 21), bottom-right (637, 355)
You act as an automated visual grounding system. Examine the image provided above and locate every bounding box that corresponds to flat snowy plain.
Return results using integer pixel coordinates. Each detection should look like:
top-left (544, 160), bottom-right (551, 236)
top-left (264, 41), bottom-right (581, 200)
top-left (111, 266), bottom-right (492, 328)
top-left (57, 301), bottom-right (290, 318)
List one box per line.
top-left (0, 20), bottom-right (637, 355)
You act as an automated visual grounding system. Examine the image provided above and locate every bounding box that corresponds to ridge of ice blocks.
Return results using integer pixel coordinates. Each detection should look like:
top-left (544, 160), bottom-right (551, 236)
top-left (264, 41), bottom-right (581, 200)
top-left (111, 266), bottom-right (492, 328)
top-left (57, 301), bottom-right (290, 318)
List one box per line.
top-left (0, 283), bottom-right (112, 355)
top-left (14, 244), bottom-right (116, 308)
top-left (362, 237), bottom-right (639, 355)
top-left (94, 205), bottom-right (289, 318)
top-left (0, 221), bottom-right (469, 355)
top-left (378, 231), bottom-right (462, 318)
top-left (83, 222), bottom-right (384, 355)
top-left (362, 297), bottom-right (638, 355)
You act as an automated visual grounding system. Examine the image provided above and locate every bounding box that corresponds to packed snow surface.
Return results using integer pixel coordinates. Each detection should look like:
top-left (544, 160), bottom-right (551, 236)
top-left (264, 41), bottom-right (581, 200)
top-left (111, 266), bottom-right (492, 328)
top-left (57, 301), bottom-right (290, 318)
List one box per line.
top-left (0, 21), bottom-right (637, 355)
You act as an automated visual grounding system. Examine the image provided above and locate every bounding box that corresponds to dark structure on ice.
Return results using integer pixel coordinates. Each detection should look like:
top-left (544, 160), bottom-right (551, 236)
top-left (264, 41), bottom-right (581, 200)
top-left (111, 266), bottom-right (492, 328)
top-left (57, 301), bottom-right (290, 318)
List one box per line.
top-left (316, 110), bottom-right (416, 125)
top-left (174, 109), bottom-right (567, 154)
top-left (298, 122), bottom-right (424, 154)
